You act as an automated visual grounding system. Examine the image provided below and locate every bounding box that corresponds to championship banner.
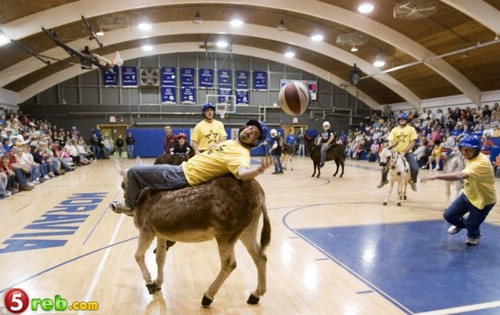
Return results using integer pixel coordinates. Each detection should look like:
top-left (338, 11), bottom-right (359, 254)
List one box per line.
top-left (218, 69), bottom-right (232, 88)
top-left (161, 67), bottom-right (176, 86)
top-left (161, 86), bottom-right (176, 104)
top-left (253, 71), bottom-right (267, 90)
top-left (121, 66), bottom-right (137, 87)
top-left (217, 88), bottom-right (232, 103)
top-left (199, 68), bottom-right (214, 88)
top-left (181, 68), bottom-right (195, 87)
top-left (236, 70), bottom-right (249, 90)
top-left (236, 90), bottom-right (249, 105)
top-left (181, 86), bottom-right (196, 104)
top-left (102, 66), bottom-right (119, 87)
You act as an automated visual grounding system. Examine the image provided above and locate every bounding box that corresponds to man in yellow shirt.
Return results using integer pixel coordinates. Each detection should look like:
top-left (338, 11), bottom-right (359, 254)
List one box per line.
top-left (421, 135), bottom-right (496, 245)
top-left (111, 119), bottom-right (272, 216)
top-left (377, 112), bottom-right (419, 191)
top-left (191, 102), bottom-right (227, 154)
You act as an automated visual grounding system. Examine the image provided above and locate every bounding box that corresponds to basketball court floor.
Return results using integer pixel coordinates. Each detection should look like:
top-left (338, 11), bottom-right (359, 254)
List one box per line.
top-left (1, 156), bottom-right (499, 315)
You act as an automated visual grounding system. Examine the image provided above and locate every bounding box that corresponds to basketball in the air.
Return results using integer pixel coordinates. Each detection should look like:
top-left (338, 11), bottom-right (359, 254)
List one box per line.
top-left (278, 81), bottom-right (310, 116)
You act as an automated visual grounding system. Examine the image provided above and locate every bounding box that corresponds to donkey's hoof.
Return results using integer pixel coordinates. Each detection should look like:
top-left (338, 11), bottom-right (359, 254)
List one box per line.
top-left (383, 202), bottom-right (387, 206)
top-left (201, 293), bottom-right (213, 307)
top-left (397, 202), bottom-right (401, 206)
top-left (247, 293), bottom-right (260, 305)
top-left (146, 282), bottom-right (161, 294)
top-left (404, 196), bottom-right (407, 200)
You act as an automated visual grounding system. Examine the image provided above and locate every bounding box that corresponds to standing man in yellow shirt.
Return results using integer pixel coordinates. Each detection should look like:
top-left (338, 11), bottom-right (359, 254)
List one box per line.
top-left (191, 103), bottom-right (227, 154)
top-left (421, 135), bottom-right (496, 245)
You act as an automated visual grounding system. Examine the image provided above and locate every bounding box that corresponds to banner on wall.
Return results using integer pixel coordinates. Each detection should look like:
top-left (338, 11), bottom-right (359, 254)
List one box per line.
top-left (103, 66), bottom-right (119, 87)
top-left (181, 68), bottom-right (195, 87)
top-left (199, 68), bottom-right (214, 88)
top-left (217, 88), bottom-right (232, 103)
top-left (161, 86), bottom-right (177, 104)
top-left (121, 66), bottom-right (137, 87)
top-left (280, 79), bottom-right (318, 101)
top-left (236, 70), bottom-right (249, 90)
top-left (253, 71), bottom-right (267, 90)
top-left (161, 67), bottom-right (176, 86)
top-left (236, 90), bottom-right (249, 105)
top-left (218, 69), bottom-right (232, 88)
top-left (181, 86), bottom-right (196, 104)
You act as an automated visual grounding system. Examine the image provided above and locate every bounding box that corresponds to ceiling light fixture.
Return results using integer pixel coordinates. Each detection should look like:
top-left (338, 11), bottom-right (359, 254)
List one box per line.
top-left (358, 3), bottom-right (374, 14)
top-left (138, 23), bottom-right (152, 31)
top-left (230, 19), bottom-right (243, 27)
top-left (284, 51), bottom-right (295, 58)
top-left (142, 44), bottom-right (154, 51)
top-left (373, 53), bottom-right (385, 67)
top-left (311, 34), bottom-right (324, 42)
top-left (0, 32), bottom-right (9, 46)
top-left (192, 11), bottom-right (203, 24)
top-left (277, 19), bottom-right (287, 31)
top-left (351, 45), bottom-right (358, 52)
top-left (95, 27), bottom-right (104, 36)
top-left (216, 40), bottom-right (229, 48)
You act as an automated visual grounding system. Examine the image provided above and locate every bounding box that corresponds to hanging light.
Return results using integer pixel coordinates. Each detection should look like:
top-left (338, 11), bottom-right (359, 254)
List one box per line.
top-left (0, 30), bottom-right (10, 46)
top-left (284, 51), bottom-right (295, 58)
top-left (95, 27), bottom-right (104, 36)
top-left (373, 53), bottom-right (385, 67)
top-left (192, 11), bottom-right (203, 24)
top-left (351, 45), bottom-right (358, 52)
top-left (276, 19), bottom-right (287, 31)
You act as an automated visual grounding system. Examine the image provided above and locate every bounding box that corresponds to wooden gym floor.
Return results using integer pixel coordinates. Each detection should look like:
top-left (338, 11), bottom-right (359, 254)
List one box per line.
top-left (1, 156), bottom-right (499, 315)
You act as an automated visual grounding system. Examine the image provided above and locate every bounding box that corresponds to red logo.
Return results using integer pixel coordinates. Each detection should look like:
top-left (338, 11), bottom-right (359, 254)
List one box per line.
top-left (4, 288), bottom-right (29, 313)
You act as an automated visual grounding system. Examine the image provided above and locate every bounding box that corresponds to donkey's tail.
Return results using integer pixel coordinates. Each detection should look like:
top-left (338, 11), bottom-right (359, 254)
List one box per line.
top-left (259, 203), bottom-right (271, 254)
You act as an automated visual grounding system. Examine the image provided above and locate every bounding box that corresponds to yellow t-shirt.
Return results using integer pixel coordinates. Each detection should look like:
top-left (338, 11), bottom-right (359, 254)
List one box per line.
top-left (387, 125), bottom-right (418, 153)
top-left (191, 119), bottom-right (227, 151)
top-left (463, 153), bottom-right (497, 209)
top-left (182, 140), bottom-right (250, 186)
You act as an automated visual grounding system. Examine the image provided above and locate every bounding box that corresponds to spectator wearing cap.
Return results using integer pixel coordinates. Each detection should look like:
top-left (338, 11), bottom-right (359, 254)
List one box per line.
top-left (170, 133), bottom-right (191, 157)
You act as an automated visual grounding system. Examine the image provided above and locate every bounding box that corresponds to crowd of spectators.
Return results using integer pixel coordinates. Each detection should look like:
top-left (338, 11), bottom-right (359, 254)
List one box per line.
top-left (0, 108), bottom-right (94, 199)
top-left (342, 103), bottom-right (500, 167)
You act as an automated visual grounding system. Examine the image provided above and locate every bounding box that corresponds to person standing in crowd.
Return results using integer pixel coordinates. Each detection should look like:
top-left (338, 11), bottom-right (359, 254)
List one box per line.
top-left (316, 121), bottom-right (336, 168)
top-left (286, 129), bottom-right (295, 152)
top-left (420, 135), bottom-right (496, 246)
top-left (115, 134), bottom-right (124, 158)
top-left (377, 112), bottom-right (419, 191)
top-left (191, 103), bottom-right (227, 154)
top-left (269, 129), bottom-right (283, 174)
top-left (126, 132), bottom-right (135, 159)
top-left (296, 130), bottom-right (305, 157)
top-left (162, 125), bottom-right (177, 155)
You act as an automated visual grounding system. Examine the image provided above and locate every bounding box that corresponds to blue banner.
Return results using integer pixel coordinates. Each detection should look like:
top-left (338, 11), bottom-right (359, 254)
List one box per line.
top-left (218, 69), bottom-right (232, 88)
top-left (121, 66), bottom-right (137, 87)
top-left (103, 66), bottom-right (119, 87)
top-left (181, 68), bottom-right (195, 87)
top-left (236, 70), bottom-right (249, 90)
top-left (161, 67), bottom-right (176, 86)
top-left (161, 86), bottom-right (177, 104)
top-left (253, 71), bottom-right (267, 90)
top-left (217, 88), bottom-right (232, 103)
top-left (199, 68), bottom-right (214, 88)
top-left (236, 90), bottom-right (249, 105)
top-left (181, 86), bottom-right (196, 104)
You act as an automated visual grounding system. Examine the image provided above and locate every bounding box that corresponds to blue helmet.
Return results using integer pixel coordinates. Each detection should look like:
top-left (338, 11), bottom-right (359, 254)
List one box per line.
top-left (398, 112), bottom-right (409, 121)
top-left (201, 102), bottom-right (216, 114)
top-left (459, 135), bottom-right (481, 152)
top-left (246, 119), bottom-right (268, 147)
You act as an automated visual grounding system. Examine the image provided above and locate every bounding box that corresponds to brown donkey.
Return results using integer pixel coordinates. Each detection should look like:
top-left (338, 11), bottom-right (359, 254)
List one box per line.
top-left (115, 161), bottom-right (271, 306)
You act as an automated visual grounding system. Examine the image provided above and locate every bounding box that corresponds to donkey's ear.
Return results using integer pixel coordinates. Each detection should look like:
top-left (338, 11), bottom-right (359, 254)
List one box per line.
top-left (115, 160), bottom-right (127, 178)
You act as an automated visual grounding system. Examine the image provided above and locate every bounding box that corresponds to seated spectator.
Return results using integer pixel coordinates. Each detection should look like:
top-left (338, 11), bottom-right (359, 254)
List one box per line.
top-left (425, 141), bottom-right (444, 171)
top-left (416, 139), bottom-right (432, 168)
top-left (170, 133), bottom-right (191, 158)
top-left (5, 146), bottom-right (34, 191)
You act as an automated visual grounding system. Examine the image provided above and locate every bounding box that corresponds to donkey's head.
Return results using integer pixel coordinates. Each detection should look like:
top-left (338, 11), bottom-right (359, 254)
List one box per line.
top-left (379, 147), bottom-right (393, 170)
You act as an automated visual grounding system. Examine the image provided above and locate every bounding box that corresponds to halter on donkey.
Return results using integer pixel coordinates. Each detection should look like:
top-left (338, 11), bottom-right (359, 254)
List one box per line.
top-left (379, 145), bottom-right (411, 206)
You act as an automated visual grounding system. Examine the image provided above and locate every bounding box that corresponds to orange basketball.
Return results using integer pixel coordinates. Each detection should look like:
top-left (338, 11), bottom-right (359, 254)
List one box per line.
top-left (278, 81), bottom-right (310, 116)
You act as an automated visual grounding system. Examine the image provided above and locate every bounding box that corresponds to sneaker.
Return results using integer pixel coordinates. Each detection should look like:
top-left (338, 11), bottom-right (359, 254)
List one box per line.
top-left (409, 180), bottom-right (417, 191)
top-left (447, 225), bottom-right (462, 234)
top-left (377, 180), bottom-right (389, 188)
top-left (272, 171), bottom-right (279, 174)
top-left (110, 201), bottom-right (134, 216)
top-left (466, 237), bottom-right (479, 246)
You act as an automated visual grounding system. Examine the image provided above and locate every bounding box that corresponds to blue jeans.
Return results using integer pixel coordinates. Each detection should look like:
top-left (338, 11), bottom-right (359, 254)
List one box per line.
top-left (444, 193), bottom-right (495, 238)
top-left (127, 145), bottom-right (134, 158)
top-left (320, 143), bottom-right (332, 164)
top-left (271, 153), bottom-right (282, 172)
top-left (125, 164), bottom-right (189, 208)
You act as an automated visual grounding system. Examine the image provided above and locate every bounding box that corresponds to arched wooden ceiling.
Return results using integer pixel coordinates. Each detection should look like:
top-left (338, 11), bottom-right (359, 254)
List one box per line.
top-left (0, 0), bottom-right (499, 110)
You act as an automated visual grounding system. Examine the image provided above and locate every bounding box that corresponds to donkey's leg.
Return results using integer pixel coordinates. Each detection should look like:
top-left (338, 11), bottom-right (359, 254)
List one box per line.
top-left (135, 228), bottom-right (157, 294)
top-left (151, 237), bottom-right (168, 293)
top-left (311, 163), bottom-right (317, 177)
top-left (396, 180), bottom-right (403, 206)
top-left (383, 181), bottom-right (394, 206)
top-left (239, 221), bottom-right (267, 304)
top-left (339, 160), bottom-right (344, 177)
top-left (201, 239), bottom-right (238, 307)
top-left (290, 156), bottom-right (294, 171)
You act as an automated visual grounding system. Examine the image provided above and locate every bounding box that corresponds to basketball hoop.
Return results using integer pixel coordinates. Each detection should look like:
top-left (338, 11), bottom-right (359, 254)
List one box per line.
top-left (219, 109), bottom-right (226, 119)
